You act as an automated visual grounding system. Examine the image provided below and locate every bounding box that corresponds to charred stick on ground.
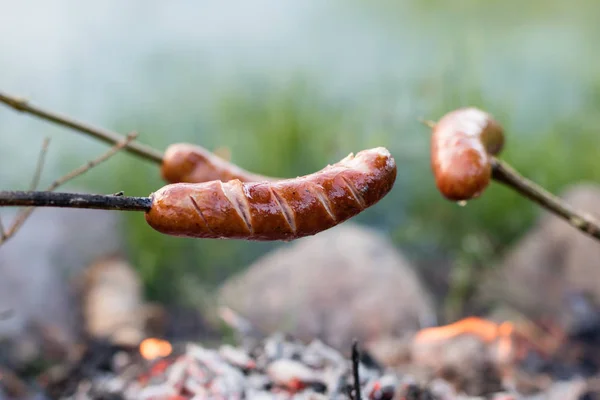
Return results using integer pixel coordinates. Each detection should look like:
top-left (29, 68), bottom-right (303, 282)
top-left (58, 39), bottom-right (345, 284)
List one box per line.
top-left (351, 339), bottom-right (363, 400)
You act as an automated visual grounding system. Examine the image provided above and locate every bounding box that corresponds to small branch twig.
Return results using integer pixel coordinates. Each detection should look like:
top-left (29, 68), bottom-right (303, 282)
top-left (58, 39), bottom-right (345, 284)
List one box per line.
top-left (0, 91), bottom-right (164, 164)
top-left (0, 132), bottom-right (141, 245)
top-left (0, 191), bottom-right (152, 212)
top-left (48, 131), bottom-right (139, 190)
top-left (29, 137), bottom-right (51, 191)
top-left (419, 119), bottom-right (600, 242)
top-left (0, 138), bottom-right (51, 242)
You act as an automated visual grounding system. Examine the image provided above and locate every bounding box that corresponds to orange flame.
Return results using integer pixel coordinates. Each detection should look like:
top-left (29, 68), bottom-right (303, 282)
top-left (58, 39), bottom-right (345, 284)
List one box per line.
top-left (415, 317), bottom-right (513, 343)
top-left (139, 337), bottom-right (173, 360)
top-left (414, 317), bottom-right (515, 363)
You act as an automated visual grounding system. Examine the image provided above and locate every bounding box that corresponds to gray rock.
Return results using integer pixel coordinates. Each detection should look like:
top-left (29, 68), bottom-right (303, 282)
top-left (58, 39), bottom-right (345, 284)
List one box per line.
top-left (217, 223), bottom-right (436, 352)
top-left (478, 183), bottom-right (600, 330)
top-left (0, 205), bottom-right (123, 364)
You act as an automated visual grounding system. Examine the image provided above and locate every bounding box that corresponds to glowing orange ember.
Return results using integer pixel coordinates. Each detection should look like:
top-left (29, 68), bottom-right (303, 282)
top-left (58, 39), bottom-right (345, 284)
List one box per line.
top-left (414, 317), bottom-right (514, 344)
top-left (414, 317), bottom-right (516, 364)
top-left (139, 337), bottom-right (173, 360)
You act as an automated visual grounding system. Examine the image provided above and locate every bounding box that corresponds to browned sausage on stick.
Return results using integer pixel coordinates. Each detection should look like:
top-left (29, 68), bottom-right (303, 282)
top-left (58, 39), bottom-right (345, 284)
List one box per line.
top-left (146, 147), bottom-right (397, 241)
top-left (161, 143), bottom-right (275, 184)
top-left (430, 107), bottom-right (505, 201)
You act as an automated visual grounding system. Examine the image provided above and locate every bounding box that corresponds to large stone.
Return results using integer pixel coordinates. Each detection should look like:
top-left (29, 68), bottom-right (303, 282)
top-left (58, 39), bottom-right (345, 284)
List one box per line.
top-left (217, 223), bottom-right (436, 352)
top-left (478, 183), bottom-right (600, 330)
top-left (0, 206), bottom-right (123, 365)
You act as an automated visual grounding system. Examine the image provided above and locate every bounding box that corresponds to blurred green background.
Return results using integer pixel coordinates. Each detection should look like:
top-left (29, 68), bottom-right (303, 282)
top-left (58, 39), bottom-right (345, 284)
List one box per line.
top-left (1, 0), bottom-right (599, 319)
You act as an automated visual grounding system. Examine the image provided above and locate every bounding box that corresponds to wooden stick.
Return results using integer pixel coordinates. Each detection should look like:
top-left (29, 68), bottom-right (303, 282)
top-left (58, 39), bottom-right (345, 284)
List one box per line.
top-left (0, 190), bottom-right (151, 212)
top-left (0, 91), bottom-right (164, 164)
top-left (491, 157), bottom-right (600, 240)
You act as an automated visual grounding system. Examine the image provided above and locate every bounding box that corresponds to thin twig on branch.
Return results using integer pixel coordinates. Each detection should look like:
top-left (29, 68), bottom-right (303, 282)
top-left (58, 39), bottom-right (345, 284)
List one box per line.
top-left (29, 137), bottom-right (51, 190)
top-left (0, 138), bottom-right (51, 243)
top-left (420, 119), bottom-right (600, 242)
top-left (48, 132), bottom-right (139, 190)
top-left (0, 91), bottom-right (164, 164)
top-left (0, 132), bottom-right (140, 245)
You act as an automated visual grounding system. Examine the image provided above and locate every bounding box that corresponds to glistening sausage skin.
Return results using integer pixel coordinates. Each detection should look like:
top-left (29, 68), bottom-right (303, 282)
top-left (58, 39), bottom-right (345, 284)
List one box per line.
top-left (161, 143), bottom-right (274, 184)
top-left (431, 107), bottom-right (504, 201)
top-left (146, 147), bottom-right (397, 241)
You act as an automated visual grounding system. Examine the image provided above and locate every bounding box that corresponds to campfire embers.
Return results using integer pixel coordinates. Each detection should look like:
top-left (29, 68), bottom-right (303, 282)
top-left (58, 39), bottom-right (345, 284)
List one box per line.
top-left (7, 311), bottom-right (600, 399)
top-left (37, 330), bottom-right (441, 400)
top-left (413, 316), bottom-right (516, 366)
top-left (139, 338), bottom-right (173, 362)
top-left (396, 314), bottom-right (600, 398)
top-left (410, 317), bottom-right (514, 396)
top-left (6, 256), bottom-right (600, 399)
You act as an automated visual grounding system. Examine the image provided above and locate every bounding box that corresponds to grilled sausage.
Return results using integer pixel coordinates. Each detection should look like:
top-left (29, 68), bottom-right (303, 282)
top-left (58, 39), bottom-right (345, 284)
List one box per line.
top-left (146, 147), bottom-right (396, 241)
top-left (161, 143), bottom-right (274, 184)
top-left (431, 107), bottom-right (504, 201)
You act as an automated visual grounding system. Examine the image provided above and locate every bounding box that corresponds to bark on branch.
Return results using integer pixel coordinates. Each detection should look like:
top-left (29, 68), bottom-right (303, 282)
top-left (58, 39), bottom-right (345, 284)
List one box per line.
top-left (491, 157), bottom-right (600, 240)
top-left (0, 91), bottom-right (164, 164)
top-left (0, 191), bottom-right (151, 212)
